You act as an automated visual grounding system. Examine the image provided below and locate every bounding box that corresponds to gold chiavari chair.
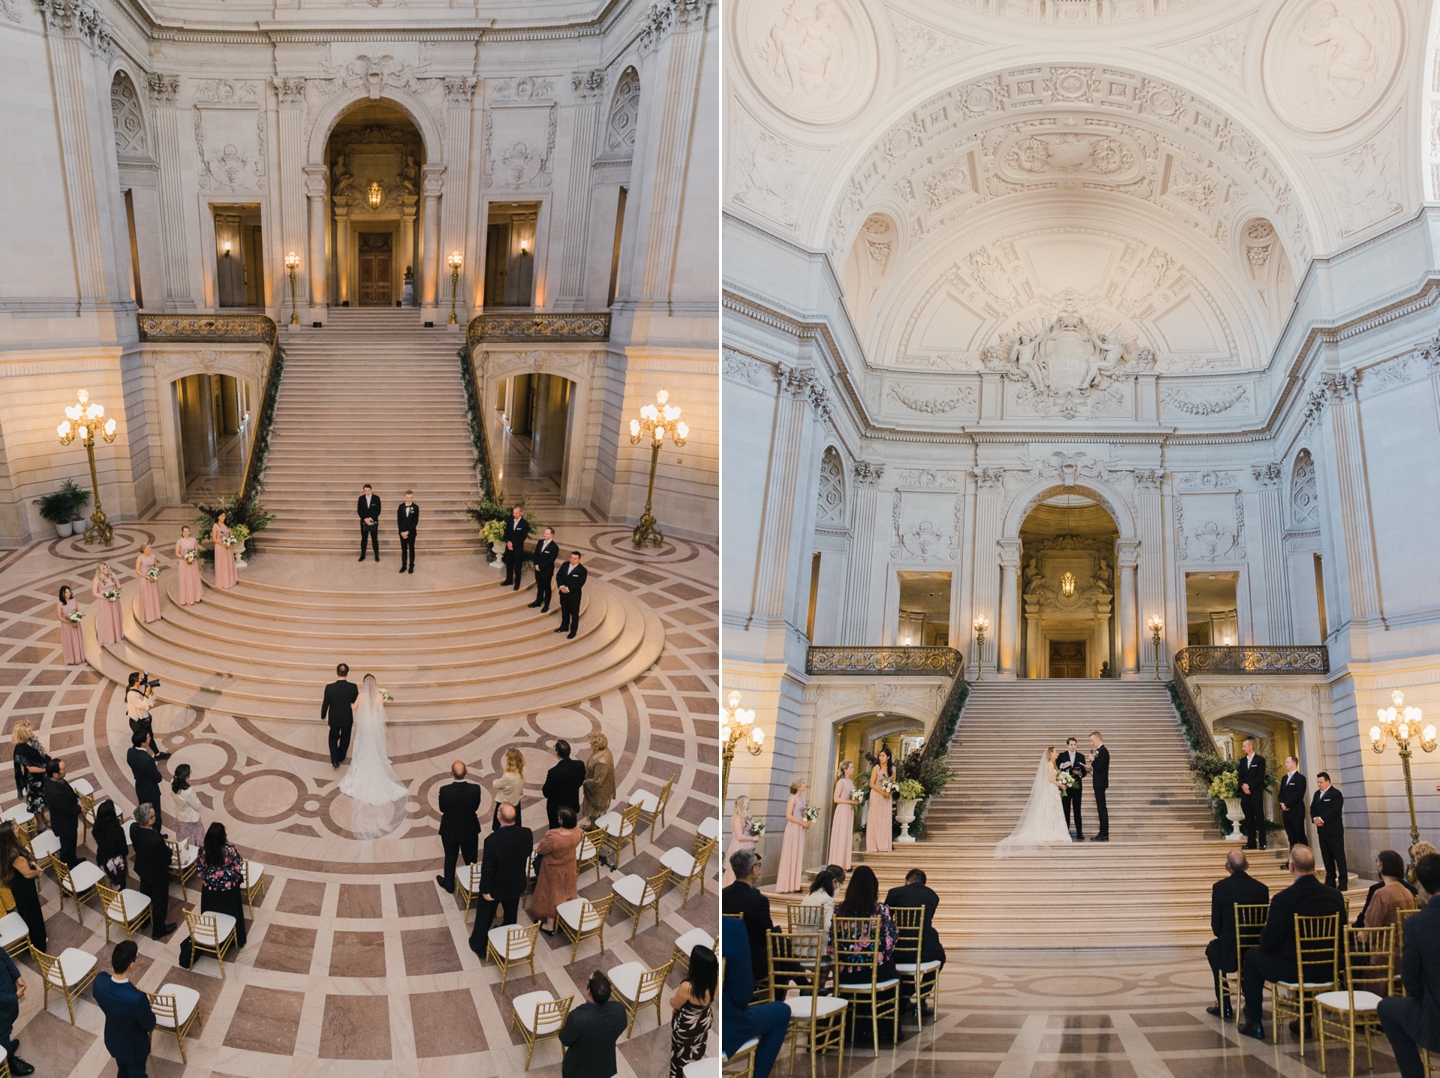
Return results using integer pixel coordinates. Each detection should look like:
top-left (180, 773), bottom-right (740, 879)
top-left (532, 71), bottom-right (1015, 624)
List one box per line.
top-left (1317, 924), bottom-right (1394, 1077)
top-left (511, 991), bottom-right (574, 1070)
top-left (32, 945), bottom-right (98, 1025)
top-left (787, 902), bottom-right (827, 934)
top-left (672, 929), bottom-right (719, 973)
top-left (51, 860), bottom-right (105, 924)
top-left (1270, 912), bottom-right (1341, 1055)
top-left (484, 922), bottom-right (541, 990)
top-left (183, 909), bottom-right (238, 979)
top-left (95, 881), bottom-right (153, 942)
top-left (597, 802), bottom-right (644, 869)
top-left (612, 868), bottom-right (670, 938)
top-left (1221, 903), bottom-right (1270, 1017)
top-left (833, 914), bottom-right (901, 1056)
top-left (556, 893), bottom-right (614, 961)
top-left (767, 928), bottom-right (846, 1078)
top-left (891, 905), bottom-right (942, 1027)
top-left (609, 957), bottom-right (676, 1037)
top-left (148, 983), bottom-right (203, 1063)
top-left (1395, 907), bottom-right (1421, 996)
top-left (576, 826), bottom-right (605, 884)
top-left (454, 862), bottom-right (483, 923)
top-left (628, 774), bottom-right (676, 833)
top-left (660, 837), bottom-right (718, 908)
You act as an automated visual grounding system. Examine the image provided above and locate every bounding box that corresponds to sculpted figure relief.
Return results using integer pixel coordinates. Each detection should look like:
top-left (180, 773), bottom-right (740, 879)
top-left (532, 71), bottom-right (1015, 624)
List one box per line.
top-left (992, 292), bottom-right (1143, 397)
top-left (1298, 1), bottom-right (1379, 103)
top-left (761, 1), bottom-right (844, 97)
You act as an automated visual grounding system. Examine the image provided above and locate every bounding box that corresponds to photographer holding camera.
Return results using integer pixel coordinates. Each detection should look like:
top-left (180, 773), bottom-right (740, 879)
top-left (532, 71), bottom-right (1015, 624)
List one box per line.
top-left (125, 673), bottom-right (170, 762)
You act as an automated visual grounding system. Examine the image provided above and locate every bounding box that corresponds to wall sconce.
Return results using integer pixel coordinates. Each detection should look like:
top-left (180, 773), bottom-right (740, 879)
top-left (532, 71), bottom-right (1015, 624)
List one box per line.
top-left (222, 240), bottom-right (232, 258)
top-left (1061, 571), bottom-right (1076, 598)
top-left (518, 239), bottom-right (529, 256)
top-left (367, 181), bottom-right (383, 210)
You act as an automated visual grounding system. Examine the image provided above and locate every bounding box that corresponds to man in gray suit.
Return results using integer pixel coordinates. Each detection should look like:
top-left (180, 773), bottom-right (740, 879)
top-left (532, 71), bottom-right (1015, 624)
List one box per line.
top-left (1380, 853), bottom-right (1440, 1077)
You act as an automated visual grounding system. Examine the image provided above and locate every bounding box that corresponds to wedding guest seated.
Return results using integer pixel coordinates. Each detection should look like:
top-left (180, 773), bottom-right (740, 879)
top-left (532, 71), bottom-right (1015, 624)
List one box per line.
top-left (1206, 849), bottom-right (1269, 1019)
top-left (721, 917), bottom-right (789, 1078)
top-left (886, 867), bottom-right (945, 1017)
top-left (528, 806), bottom-right (582, 935)
top-left (92, 800), bottom-right (129, 888)
top-left (1238, 844), bottom-right (1346, 1040)
top-left (557, 971), bottom-right (628, 1078)
top-left (801, 867), bottom-right (837, 938)
top-left (1364, 849), bottom-right (1418, 994)
top-left (1379, 853), bottom-right (1440, 1078)
top-left (722, 849), bottom-right (775, 974)
top-left (1357, 849), bottom-right (1420, 927)
top-left (669, 944), bottom-right (717, 1077)
top-left (825, 864), bottom-right (847, 889)
top-left (834, 865), bottom-right (899, 1003)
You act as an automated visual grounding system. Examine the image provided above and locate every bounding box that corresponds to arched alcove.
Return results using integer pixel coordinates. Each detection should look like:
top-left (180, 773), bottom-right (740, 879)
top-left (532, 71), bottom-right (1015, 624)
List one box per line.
top-left (1291, 448), bottom-right (1319, 527)
top-left (1237, 215), bottom-right (1297, 344)
top-left (840, 211), bottom-right (899, 335)
top-left (816, 445), bottom-right (846, 526)
top-left (605, 68), bottom-right (640, 157)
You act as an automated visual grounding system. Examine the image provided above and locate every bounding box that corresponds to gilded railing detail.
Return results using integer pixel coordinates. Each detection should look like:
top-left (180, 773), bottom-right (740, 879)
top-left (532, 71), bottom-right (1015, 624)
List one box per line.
top-left (805, 646), bottom-right (963, 678)
top-left (465, 312), bottom-right (611, 349)
top-left (1174, 646), bottom-right (1330, 676)
top-left (138, 313), bottom-right (278, 346)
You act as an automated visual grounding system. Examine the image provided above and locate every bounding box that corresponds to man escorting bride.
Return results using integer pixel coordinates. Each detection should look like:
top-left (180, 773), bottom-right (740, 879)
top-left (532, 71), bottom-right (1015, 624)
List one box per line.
top-left (995, 739), bottom-right (1111, 857)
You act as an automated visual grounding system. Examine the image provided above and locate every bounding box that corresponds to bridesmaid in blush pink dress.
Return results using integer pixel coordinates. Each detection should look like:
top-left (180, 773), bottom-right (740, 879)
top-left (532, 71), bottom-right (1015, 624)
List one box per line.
top-left (865, 747), bottom-right (895, 854)
top-left (720, 794), bottom-right (756, 888)
top-left (828, 760), bottom-right (860, 871)
top-left (135, 544), bottom-right (162, 624)
top-left (774, 778), bottom-right (810, 893)
top-left (175, 525), bottom-right (203, 605)
top-left (91, 563), bottom-right (123, 647)
top-left (56, 586), bottom-right (84, 665)
top-left (210, 512), bottom-right (237, 590)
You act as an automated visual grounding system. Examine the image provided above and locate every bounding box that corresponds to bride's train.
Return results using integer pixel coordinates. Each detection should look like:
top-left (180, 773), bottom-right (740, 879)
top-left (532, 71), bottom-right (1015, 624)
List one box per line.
top-left (995, 752), bottom-right (1074, 858)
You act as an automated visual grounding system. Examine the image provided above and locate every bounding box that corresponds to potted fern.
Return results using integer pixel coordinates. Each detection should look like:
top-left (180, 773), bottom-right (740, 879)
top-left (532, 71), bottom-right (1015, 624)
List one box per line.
top-left (33, 488), bottom-right (73, 538)
top-left (63, 479), bottom-right (90, 529)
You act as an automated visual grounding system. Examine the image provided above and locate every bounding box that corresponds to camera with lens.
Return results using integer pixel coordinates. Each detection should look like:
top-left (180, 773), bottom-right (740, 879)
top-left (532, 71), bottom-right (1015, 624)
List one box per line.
top-left (133, 671), bottom-right (161, 692)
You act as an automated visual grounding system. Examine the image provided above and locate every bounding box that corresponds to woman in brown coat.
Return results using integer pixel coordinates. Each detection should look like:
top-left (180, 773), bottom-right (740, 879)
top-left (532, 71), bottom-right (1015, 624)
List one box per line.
top-left (529, 806), bottom-right (583, 934)
top-left (582, 730), bottom-right (616, 826)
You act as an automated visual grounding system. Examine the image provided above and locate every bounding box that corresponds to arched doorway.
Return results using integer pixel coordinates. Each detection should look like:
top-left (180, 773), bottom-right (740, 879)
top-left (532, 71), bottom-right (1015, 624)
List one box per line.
top-left (324, 102), bottom-right (425, 307)
top-left (1018, 493), bottom-right (1120, 678)
top-left (496, 373), bottom-right (574, 487)
top-left (174, 374), bottom-right (249, 499)
top-left (1213, 712), bottom-right (1304, 836)
top-left (829, 713), bottom-right (926, 853)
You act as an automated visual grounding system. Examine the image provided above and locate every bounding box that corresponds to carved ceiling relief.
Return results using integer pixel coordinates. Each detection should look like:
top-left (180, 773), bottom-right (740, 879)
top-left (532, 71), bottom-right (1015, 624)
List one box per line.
top-left (1319, 121), bottom-right (1405, 237)
top-left (737, 0), bottom-right (877, 125)
top-left (1176, 491), bottom-right (1246, 562)
top-left (729, 107), bottom-right (824, 229)
top-left (305, 54), bottom-right (447, 153)
top-left (888, 10), bottom-right (973, 74)
top-left (1262, 0), bottom-right (1400, 134)
top-left (890, 490), bottom-right (963, 562)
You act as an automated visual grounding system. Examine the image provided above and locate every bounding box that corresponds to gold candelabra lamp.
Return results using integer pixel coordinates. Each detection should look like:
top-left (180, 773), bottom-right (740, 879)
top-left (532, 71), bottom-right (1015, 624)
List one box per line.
top-left (628, 389), bottom-right (688, 548)
top-left (972, 614), bottom-right (990, 681)
top-left (1147, 615), bottom-right (1164, 680)
top-left (57, 390), bottom-right (118, 546)
top-left (721, 690), bottom-right (764, 801)
top-left (284, 251), bottom-right (300, 325)
top-left (447, 251), bottom-right (463, 325)
top-left (1369, 690), bottom-right (1437, 859)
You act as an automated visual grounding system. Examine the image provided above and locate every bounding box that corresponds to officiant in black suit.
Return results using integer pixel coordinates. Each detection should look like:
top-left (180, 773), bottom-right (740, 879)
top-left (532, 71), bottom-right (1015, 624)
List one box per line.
top-left (357, 485), bottom-right (381, 561)
top-left (435, 761), bottom-right (481, 892)
top-left (1089, 731), bottom-right (1110, 841)
top-left (397, 491), bottom-right (419, 574)
top-left (1238, 739), bottom-right (1267, 850)
top-left (502, 506), bottom-right (530, 589)
top-left (1058, 738), bottom-right (1087, 840)
top-left (1278, 756), bottom-right (1308, 847)
top-left (322, 663), bottom-right (359, 768)
top-left (530, 527), bottom-right (559, 612)
top-left (555, 552), bottom-right (587, 639)
top-left (1311, 772), bottom-right (1347, 890)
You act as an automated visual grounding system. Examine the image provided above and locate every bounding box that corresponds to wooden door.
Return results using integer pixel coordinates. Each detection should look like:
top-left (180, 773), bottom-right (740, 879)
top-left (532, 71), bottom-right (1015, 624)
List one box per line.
top-left (1048, 640), bottom-right (1087, 678)
top-left (358, 233), bottom-right (393, 306)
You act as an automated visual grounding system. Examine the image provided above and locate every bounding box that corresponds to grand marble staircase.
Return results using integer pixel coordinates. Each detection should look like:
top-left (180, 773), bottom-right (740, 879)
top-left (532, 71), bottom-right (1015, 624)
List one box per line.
top-left (855, 680), bottom-right (1363, 950)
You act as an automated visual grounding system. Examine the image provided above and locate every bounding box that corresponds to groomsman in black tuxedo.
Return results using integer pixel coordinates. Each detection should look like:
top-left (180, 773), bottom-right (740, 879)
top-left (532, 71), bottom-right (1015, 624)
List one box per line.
top-left (357, 484), bottom-right (381, 561)
top-left (1058, 737), bottom-right (1087, 841)
top-left (321, 663), bottom-right (359, 768)
top-left (530, 527), bottom-right (558, 612)
top-left (502, 505), bottom-right (530, 589)
top-left (1089, 731), bottom-right (1110, 841)
top-left (1278, 756), bottom-right (1308, 847)
top-left (555, 552), bottom-right (588, 640)
top-left (1238, 739), bottom-right (1267, 850)
top-left (397, 490), bottom-right (419, 574)
top-left (1311, 771), bottom-right (1347, 890)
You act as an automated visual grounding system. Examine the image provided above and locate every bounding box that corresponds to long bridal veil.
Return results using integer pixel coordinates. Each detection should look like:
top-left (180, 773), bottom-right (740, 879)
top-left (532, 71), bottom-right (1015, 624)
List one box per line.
top-left (994, 752), bottom-right (1073, 858)
top-left (339, 674), bottom-right (408, 808)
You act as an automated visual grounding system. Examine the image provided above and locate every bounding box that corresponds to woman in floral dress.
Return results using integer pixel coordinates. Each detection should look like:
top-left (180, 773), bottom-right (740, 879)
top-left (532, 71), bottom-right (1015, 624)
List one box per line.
top-left (196, 821), bottom-right (247, 948)
top-left (668, 945), bottom-right (716, 1077)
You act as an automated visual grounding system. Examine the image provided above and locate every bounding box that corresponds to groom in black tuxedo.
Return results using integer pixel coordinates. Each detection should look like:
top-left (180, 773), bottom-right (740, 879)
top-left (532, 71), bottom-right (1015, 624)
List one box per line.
top-left (1058, 738), bottom-right (1087, 841)
top-left (555, 552), bottom-right (587, 639)
top-left (397, 490), bottom-right (419, 574)
top-left (321, 663), bottom-right (359, 767)
top-left (1089, 731), bottom-right (1110, 841)
top-left (357, 484), bottom-right (381, 561)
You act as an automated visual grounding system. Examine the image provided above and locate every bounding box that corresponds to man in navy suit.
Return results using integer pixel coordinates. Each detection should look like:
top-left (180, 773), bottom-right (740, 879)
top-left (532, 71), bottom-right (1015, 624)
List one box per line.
top-left (0, 944), bottom-right (33, 1074)
top-left (93, 940), bottom-right (156, 1078)
top-left (1380, 853), bottom-right (1440, 1077)
top-left (721, 915), bottom-right (789, 1077)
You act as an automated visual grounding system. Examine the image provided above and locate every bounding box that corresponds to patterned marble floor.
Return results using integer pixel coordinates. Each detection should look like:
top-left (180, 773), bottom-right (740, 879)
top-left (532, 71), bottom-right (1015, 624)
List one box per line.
top-left (0, 485), bottom-right (718, 1076)
top-left (803, 948), bottom-right (1408, 1078)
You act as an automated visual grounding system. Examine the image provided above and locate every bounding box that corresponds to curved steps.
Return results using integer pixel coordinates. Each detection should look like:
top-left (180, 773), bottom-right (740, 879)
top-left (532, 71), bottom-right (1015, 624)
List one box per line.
top-left (84, 566), bottom-right (665, 724)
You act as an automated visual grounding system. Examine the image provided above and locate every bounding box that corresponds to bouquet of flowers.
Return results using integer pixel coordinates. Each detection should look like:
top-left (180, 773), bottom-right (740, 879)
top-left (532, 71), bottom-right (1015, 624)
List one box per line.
top-left (1208, 770), bottom-right (1241, 800)
top-left (747, 820), bottom-right (766, 837)
top-left (852, 783), bottom-right (869, 808)
top-left (220, 533), bottom-right (237, 548)
top-left (802, 807), bottom-right (820, 822)
top-left (101, 587), bottom-right (120, 602)
top-left (65, 610), bottom-right (83, 624)
top-left (879, 778), bottom-right (900, 798)
top-left (379, 688), bottom-right (395, 703)
top-left (145, 565), bottom-right (162, 582)
top-left (1054, 769), bottom-right (1078, 791)
top-left (182, 548), bottom-right (197, 564)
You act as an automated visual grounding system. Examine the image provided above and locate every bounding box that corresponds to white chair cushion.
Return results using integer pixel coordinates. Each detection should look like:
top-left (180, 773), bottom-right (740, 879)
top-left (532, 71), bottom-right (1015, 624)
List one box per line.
top-left (30, 832), bottom-right (61, 859)
top-left (193, 911), bottom-right (237, 945)
top-left (894, 960), bottom-right (944, 974)
top-left (153, 983), bottom-right (201, 1027)
top-left (460, 863), bottom-right (482, 891)
top-left (70, 779), bottom-right (94, 797)
top-left (68, 862), bottom-right (105, 891)
top-left (674, 927), bottom-right (714, 956)
top-left (612, 874), bottom-right (648, 906)
top-left (513, 990), bottom-right (554, 1033)
top-left (598, 811), bottom-right (632, 837)
top-left (2, 807), bottom-right (33, 825)
top-left (0, 913), bottom-right (29, 949)
top-left (786, 996), bottom-right (847, 1019)
top-left (113, 889), bottom-right (151, 920)
top-left (721, 1038), bottom-right (759, 1061)
top-left (629, 789), bottom-right (660, 813)
top-left (488, 925), bottom-right (535, 959)
top-left (608, 961), bottom-right (662, 1003)
top-left (683, 1059), bottom-right (719, 1078)
top-left (243, 862), bottom-right (264, 888)
top-left (1277, 980), bottom-right (1335, 989)
top-left (698, 818), bottom-right (721, 841)
top-left (660, 848), bottom-right (696, 876)
top-left (172, 844), bottom-right (198, 869)
top-left (50, 947), bottom-right (96, 987)
top-left (576, 836), bottom-right (597, 861)
top-left (1316, 990), bottom-right (1383, 1012)
top-left (122, 821), bottom-right (133, 842)
top-left (839, 978), bottom-right (901, 991)
top-left (555, 898), bottom-right (588, 930)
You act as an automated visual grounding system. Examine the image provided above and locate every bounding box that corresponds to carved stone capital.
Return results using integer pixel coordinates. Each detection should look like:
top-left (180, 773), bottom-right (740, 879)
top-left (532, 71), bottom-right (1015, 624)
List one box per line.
top-left (272, 76), bottom-right (306, 105)
top-left (35, 0), bottom-right (111, 56)
top-left (998, 539), bottom-right (1023, 570)
top-left (853, 461), bottom-right (886, 486)
top-left (302, 165), bottom-right (329, 199)
top-left (1251, 462), bottom-right (1284, 487)
top-left (572, 69), bottom-right (606, 102)
top-left (421, 164), bottom-right (446, 198)
top-left (1322, 370), bottom-right (1359, 402)
top-left (1116, 539), bottom-right (1141, 569)
top-left (444, 76), bottom-right (478, 105)
top-left (776, 364), bottom-right (815, 399)
top-left (976, 468), bottom-right (1006, 490)
top-left (146, 73), bottom-right (180, 105)
top-left (1133, 468), bottom-right (1163, 491)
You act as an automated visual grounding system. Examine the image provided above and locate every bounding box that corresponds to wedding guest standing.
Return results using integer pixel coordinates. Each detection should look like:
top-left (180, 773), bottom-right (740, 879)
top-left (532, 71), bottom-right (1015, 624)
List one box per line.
top-left (555, 552), bottom-right (587, 638)
top-left (0, 922), bottom-right (32, 1075)
top-left (491, 747), bottom-right (525, 829)
top-left (1378, 853), bottom-right (1440, 1078)
top-left (397, 490), bottom-right (419, 574)
top-left (722, 795), bottom-right (755, 888)
top-left (1312, 771), bottom-right (1348, 890)
top-left (1278, 755), bottom-right (1308, 847)
top-left (127, 731), bottom-right (164, 830)
top-left (668, 945), bottom-right (717, 1078)
top-left (43, 760), bottom-right (81, 868)
top-left (466, 803), bottom-right (532, 943)
top-left (774, 778), bottom-right (809, 893)
top-left (210, 512), bottom-right (237, 590)
top-left (170, 764), bottom-right (204, 848)
top-left (197, 822), bottom-right (247, 948)
top-left (92, 562), bottom-right (124, 647)
top-left (126, 673), bottom-right (168, 760)
top-left (557, 972), bottom-right (628, 1078)
top-left (581, 731), bottom-right (615, 828)
top-left (0, 823), bottom-right (44, 954)
top-left (10, 722), bottom-right (49, 831)
top-left (435, 761), bottom-right (481, 893)
top-left (530, 527), bottom-right (558, 612)
top-left (1089, 730), bottom-right (1110, 841)
top-left (529, 806), bottom-right (582, 935)
top-left (502, 505), bottom-right (530, 589)
top-left (93, 941), bottom-right (155, 1078)
top-left (542, 740), bottom-right (586, 830)
top-left (134, 543), bottom-right (162, 624)
top-left (131, 807), bottom-right (176, 938)
top-left (829, 760), bottom-right (859, 871)
top-left (866, 747), bottom-right (895, 854)
top-left (92, 801), bottom-right (129, 888)
top-left (175, 525), bottom-right (203, 606)
top-left (57, 585), bottom-right (85, 664)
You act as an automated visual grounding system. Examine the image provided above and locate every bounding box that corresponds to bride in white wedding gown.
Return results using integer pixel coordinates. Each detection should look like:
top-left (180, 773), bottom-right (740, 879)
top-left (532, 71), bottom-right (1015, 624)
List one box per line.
top-left (995, 747), bottom-right (1074, 858)
top-left (339, 675), bottom-right (408, 806)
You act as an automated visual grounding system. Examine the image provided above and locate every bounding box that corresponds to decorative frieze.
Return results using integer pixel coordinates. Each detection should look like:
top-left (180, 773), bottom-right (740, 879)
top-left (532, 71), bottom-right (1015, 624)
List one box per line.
top-left (887, 383), bottom-right (975, 415)
top-left (805, 646), bottom-right (962, 677)
top-left (137, 313), bottom-right (277, 346)
top-left (466, 313), bottom-right (610, 348)
top-left (1160, 384), bottom-right (1248, 416)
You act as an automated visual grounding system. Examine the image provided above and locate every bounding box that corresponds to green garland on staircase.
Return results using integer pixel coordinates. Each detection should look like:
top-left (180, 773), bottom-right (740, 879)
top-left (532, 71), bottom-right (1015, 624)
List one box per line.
top-left (458, 347), bottom-right (497, 503)
top-left (240, 344), bottom-right (284, 500)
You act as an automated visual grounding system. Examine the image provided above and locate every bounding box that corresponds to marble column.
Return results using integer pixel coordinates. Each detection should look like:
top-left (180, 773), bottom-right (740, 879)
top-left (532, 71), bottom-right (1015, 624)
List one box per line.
top-left (840, 461), bottom-right (884, 644)
top-left (970, 471), bottom-right (1006, 679)
top-left (1024, 599), bottom-right (1041, 679)
top-left (554, 69), bottom-right (606, 311)
top-left (997, 539), bottom-right (1021, 679)
top-left (440, 78), bottom-right (476, 319)
top-left (1251, 461), bottom-right (1294, 644)
top-left (146, 74), bottom-right (194, 310)
top-left (1117, 540), bottom-right (1140, 678)
top-left (399, 197), bottom-right (418, 291)
top-left (1134, 469), bottom-right (1167, 676)
top-left (273, 77), bottom-right (308, 321)
top-left (1324, 371), bottom-right (1382, 642)
top-left (420, 165), bottom-right (445, 319)
top-left (304, 166), bottom-right (328, 316)
top-left (334, 206), bottom-right (350, 306)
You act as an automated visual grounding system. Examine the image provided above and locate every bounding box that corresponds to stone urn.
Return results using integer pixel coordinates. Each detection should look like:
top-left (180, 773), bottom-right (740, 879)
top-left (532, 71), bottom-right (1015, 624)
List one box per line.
top-left (1224, 797), bottom-right (1244, 841)
top-left (233, 539), bottom-right (247, 569)
top-left (491, 540), bottom-right (507, 565)
top-left (895, 798), bottom-right (919, 843)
